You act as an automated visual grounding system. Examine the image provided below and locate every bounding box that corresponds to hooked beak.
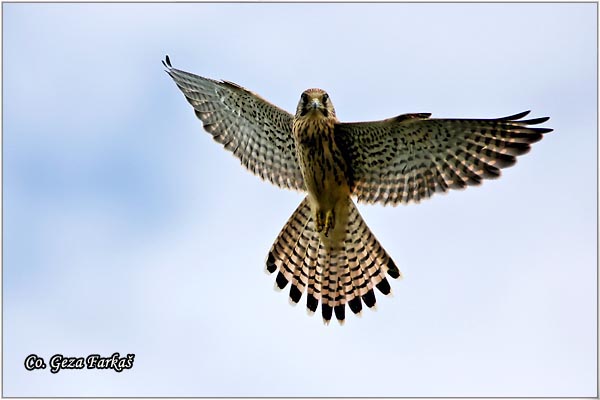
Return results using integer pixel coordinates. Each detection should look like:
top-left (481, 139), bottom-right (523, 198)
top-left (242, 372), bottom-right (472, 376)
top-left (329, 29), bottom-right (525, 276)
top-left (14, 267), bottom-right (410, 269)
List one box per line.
top-left (311, 99), bottom-right (321, 110)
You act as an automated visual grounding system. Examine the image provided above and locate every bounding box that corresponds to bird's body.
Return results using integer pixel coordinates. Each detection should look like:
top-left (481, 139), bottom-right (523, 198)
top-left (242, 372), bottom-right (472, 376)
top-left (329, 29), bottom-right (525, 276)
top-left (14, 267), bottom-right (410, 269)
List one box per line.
top-left (292, 89), bottom-right (350, 246)
top-left (163, 55), bottom-right (553, 324)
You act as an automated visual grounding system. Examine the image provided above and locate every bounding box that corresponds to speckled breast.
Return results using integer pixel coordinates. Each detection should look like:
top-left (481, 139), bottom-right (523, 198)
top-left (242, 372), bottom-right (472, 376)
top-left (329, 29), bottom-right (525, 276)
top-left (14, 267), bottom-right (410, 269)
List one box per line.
top-left (293, 118), bottom-right (350, 210)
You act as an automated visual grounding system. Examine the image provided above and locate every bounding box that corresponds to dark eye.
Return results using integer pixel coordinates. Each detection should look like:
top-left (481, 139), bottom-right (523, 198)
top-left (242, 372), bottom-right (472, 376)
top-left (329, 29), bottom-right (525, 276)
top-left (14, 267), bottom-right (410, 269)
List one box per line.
top-left (322, 93), bottom-right (329, 103)
top-left (301, 93), bottom-right (309, 103)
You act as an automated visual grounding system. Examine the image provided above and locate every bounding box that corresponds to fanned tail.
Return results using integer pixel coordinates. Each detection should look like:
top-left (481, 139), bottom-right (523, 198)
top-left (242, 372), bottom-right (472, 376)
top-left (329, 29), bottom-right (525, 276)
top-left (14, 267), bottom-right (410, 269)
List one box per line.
top-left (266, 196), bottom-right (401, 324)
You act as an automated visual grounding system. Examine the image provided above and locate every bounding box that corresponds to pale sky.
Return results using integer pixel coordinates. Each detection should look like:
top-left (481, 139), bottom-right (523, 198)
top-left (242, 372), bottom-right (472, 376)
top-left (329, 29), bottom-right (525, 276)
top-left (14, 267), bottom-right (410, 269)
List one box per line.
top-left (3, 2), bottom-right (597, 397)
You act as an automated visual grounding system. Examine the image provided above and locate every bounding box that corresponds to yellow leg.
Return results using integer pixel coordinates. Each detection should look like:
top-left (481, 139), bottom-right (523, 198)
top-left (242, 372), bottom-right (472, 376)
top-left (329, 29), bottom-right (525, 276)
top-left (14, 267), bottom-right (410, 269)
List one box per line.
top-left (324, 210), bottom-right (335, 237)
top-left (315, 210), bottom-right (325, 233)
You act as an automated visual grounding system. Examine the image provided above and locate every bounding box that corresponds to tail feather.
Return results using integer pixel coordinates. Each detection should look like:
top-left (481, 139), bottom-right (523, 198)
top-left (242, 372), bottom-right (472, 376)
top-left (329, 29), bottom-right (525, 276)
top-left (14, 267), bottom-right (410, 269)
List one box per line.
top-left (289, 226), bottom-right (312, 303)
top-left (338, 252), bottom-right (353, 301)
top-left (320, 245), bottom-right (336, 324)
top-left (346, 212), bottom-right (370, 298)
top-left (305, 238), bottom-right (320, 314)
top-left (349, 206), bottom-right (387, 307)
top-left (355, 207), bottom-right (398, 297)
top-left (266, 196), bottom-right (400, 324)
top-left (346, 248), bottom-right (365, 315)
top-left (268, 197), bottom-right (311, 290)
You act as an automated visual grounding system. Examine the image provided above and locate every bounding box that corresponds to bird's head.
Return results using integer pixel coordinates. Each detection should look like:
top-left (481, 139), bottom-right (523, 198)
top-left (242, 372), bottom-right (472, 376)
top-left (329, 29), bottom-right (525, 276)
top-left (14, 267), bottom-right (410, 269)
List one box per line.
top-left (295, 88), bottom-right (336, 119)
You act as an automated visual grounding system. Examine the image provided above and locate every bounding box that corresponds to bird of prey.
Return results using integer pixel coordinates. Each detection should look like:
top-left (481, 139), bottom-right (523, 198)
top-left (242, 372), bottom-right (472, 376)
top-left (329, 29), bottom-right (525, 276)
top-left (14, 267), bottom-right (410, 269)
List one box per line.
top-left (163, 55), bottom-right (552, 325)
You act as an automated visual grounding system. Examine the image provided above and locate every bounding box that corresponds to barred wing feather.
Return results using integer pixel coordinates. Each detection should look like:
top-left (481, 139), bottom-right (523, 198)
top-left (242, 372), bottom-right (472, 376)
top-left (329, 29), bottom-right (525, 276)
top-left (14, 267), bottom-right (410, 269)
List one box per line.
top-left (163, 56), bottom-right (305, 191)
top-left (335, 111), bottom-right (552, 205)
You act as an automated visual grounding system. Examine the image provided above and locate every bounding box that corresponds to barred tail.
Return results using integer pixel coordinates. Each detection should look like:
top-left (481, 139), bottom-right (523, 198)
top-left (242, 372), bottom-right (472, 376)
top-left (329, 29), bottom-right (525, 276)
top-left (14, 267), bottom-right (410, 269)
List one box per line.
top-left (266, 196), bottom-right (401, 325)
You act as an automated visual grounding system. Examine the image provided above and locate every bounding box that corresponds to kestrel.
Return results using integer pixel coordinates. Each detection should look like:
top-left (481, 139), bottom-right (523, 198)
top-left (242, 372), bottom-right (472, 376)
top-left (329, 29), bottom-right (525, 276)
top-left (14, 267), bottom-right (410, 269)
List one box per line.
top-left (163, 55), bottom-right (552, 325)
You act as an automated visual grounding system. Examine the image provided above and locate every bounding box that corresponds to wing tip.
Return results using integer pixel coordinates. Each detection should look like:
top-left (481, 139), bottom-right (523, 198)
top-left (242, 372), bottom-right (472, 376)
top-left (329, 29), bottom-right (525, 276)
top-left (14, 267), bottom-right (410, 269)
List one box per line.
top-left (497, 110), bottom-right (531, 121)
top-left (519, 116), bottom-right (551, 126)
top-left (498, 111), bottom-right (552, 128)
top-left (162, 54), bottom-right (172, 69)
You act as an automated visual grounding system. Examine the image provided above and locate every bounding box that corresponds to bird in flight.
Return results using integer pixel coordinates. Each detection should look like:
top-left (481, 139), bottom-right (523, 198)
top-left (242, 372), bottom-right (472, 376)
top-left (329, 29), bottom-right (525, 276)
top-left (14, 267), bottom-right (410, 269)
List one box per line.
top-left (163, 55), bottom-right (552, 325)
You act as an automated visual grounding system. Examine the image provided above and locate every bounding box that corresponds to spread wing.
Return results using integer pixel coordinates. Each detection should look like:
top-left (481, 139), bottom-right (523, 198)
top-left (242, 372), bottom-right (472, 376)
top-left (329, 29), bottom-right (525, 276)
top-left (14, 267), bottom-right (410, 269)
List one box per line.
top-left (335, 111), bottom-right (552, 205)
top-left (163, 56), bottom-right (304, 191)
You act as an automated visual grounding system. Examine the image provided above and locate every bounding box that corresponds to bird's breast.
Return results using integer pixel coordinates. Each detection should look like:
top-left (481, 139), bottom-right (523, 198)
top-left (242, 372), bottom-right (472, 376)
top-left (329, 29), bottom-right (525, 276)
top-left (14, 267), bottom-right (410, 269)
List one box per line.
top-left (293, 117), bottom-right (350, 211)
